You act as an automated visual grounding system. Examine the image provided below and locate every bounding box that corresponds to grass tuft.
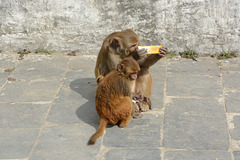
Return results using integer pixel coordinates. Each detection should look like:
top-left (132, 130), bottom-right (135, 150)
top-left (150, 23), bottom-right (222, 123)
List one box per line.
top-left (217, 50), bottom-right (237, 60)
top-left (165, 50), bottom-right (178, 59)
top-left (35, 49), bottom-right (53, 54)
top-left (179, 50), bottom-right (198, 61)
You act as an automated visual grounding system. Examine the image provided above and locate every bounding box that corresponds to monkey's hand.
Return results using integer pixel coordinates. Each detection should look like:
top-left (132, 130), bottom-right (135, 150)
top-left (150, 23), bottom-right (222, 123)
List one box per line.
top-left (158, 47), bottom-right (167, 57)
top-left (137, 48), bottom-right (148, 57)
top-left (131, 48), bottom-right (147, 60)
top-left (133, 95), bottom-right (151, 112)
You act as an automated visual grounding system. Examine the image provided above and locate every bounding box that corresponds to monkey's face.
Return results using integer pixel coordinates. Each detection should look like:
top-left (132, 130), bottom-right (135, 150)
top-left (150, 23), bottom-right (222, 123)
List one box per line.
top-left (117, 57), bottom-right (140, 81)
top-left (128, 42), bottom-right (139, 53)
top-left (125, 62), bottom-right (140, 81)
top-left (114, 29), bottom-right (140, 55)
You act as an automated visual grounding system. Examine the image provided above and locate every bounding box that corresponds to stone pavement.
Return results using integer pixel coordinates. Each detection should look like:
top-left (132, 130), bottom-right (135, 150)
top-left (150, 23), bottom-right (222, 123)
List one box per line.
top-left (0, 52), bottom-right (240, 160)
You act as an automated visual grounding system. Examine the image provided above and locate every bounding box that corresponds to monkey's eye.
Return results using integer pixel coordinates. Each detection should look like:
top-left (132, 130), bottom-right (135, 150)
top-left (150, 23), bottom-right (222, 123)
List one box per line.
top-left (131, 44), bottom-right (137, 48)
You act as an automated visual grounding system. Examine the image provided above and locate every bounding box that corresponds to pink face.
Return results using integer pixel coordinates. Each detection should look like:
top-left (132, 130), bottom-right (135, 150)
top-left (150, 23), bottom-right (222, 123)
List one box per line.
top-left (130, 73), bottom-right (138, 80)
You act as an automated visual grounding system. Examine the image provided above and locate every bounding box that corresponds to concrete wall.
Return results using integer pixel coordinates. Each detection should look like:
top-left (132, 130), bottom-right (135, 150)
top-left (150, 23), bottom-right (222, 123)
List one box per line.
top-left (0, 0), bottom-right (239, 55)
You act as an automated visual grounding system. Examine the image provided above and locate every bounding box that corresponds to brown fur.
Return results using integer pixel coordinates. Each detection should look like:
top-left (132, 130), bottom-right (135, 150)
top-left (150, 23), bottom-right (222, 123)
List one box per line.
top-left (95, 29), bottom-right (140, 80)
top-left (94, 29), bottom-right (166, 116)
top-left (88, 57), bottom-right (140, 145)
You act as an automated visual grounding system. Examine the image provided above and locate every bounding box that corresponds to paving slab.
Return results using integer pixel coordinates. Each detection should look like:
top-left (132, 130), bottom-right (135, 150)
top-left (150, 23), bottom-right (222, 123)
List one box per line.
top-left (150, 81), bottom-right (165, 109)
top-left (103, 113), bottom-right (162, 148)
top-left (164, 150), bottom-right (231, 160)
top-left (230, 116), bottom-right (240, 140)
top-left (0, 53), bottom-right (18, 69)
top-left (47, 68), bottom-right (99, 124)
top-left (167, 57), bottom-right (220, 75)
top-left (221, 58), bottom-right (240, 72)
top-left (163, 98), bottom-right (229, 150)
top-left (12, 56), bottom-right (68, 81)
top-left (225, 91), bottom-right (240, 113)
top-left (0, 54), bottom-right (17, 87)
top-left (47, 76), bottom-right (98, 124)
top-left (68, 55), bottom-right (96, 71)
top-left (0, 80), bottom-right (61, 102)
top-left (0, 103), bottom-right (48, 128)
top-left (0, 53), bottom-right (239, 160)
top-left (104, 148), bottom-right (161, 160)
top-left (0, 72), bottom-right (7, 87)
top-left (0, 128), bottom-right (39, 159)
top-left (150, 60), bottom-right (166, 109)
top-left (166, 74), bottom-right (222, 97)
top-left (222, 72), bottom-right (240, 89)
top-left (29, 125), bottom-right (101, 160)
top-left (234, 151), bottom-right (240, 160)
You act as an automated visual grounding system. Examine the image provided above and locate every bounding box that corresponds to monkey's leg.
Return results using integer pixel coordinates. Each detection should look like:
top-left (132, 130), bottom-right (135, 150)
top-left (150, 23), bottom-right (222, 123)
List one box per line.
top-left (116, 97), bottom-right (137, 124)
top-left (133, 69), bottom-right (152, 112)
top-left (119, 116), bottom-right (133, 128)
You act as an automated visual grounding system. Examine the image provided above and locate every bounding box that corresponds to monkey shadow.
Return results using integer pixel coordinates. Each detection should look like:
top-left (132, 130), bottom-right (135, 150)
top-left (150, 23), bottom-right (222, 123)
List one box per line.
top-left (70, 78), bottom-right (115, 130)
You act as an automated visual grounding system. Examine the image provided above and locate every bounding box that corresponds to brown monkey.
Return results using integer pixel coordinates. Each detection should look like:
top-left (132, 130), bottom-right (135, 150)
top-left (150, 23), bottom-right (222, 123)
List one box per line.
top-left (94, 29), bottom-right (167, 117)
top-left (88, 57), bottom-right (140, 145)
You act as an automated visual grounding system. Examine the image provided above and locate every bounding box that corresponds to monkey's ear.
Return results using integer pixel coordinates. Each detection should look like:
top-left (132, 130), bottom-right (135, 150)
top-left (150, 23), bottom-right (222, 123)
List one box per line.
top-left (111, 37), bottom-right (122, 48)
top-left (117, 64), bottom-right (124, 72)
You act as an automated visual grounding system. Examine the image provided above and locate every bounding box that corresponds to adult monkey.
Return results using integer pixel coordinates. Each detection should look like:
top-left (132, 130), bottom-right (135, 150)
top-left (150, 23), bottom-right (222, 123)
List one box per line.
top-left (94, 29), bottom-right (167, 117)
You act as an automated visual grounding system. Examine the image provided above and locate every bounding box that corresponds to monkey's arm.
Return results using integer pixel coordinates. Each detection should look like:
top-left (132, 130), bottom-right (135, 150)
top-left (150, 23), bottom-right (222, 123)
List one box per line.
top-left (131, 49), bottom-right (147, 60)
top-left (95, 53), bottom-right (109, 84)
top-left (137, 47), bottom-right (167, 68)
top-left (138, 54), bottom-right (164, 68)
top-left (131, 47), bottom-right (167, 68)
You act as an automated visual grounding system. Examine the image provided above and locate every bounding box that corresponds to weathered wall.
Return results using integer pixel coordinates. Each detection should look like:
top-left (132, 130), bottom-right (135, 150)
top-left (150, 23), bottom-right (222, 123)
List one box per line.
top-left (0, 0), bottom-right (239, 55)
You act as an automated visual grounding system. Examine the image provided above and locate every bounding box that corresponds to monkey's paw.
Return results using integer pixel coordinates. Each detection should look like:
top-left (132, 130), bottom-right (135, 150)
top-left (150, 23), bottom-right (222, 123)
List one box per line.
top-left (132, 103), bottom-right (143, 118)
top-left (132, 95), bottom-right (151, 112)
top-left (138, 101), bottom-right (151, 112)
top-left (159, 47), bottom-right (167, 56)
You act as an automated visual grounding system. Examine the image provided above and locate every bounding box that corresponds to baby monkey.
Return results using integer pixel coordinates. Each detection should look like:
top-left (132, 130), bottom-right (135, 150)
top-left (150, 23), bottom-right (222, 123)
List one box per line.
top-left (88, 56), bottom-right (140, 145)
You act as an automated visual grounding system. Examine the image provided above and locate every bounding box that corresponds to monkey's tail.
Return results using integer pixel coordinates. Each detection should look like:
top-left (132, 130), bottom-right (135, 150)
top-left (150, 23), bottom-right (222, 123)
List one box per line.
top-left (88, 118), bottom-right (107, 145)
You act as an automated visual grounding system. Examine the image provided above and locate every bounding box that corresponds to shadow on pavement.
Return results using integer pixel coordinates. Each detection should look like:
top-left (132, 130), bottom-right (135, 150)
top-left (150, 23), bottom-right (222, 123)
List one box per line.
top-left (70, 78), bottom-right (99, 129)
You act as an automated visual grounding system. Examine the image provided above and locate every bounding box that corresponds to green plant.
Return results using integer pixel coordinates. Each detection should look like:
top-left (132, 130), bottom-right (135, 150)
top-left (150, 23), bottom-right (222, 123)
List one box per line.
top-left (165, 50), bottom-right (178, 59)
top-left (179, 50), bottom-right (198, 61)
top-left (35, 49), bottom-right (53, 54)
top-left (217, 50), bottom-right (237, 60)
